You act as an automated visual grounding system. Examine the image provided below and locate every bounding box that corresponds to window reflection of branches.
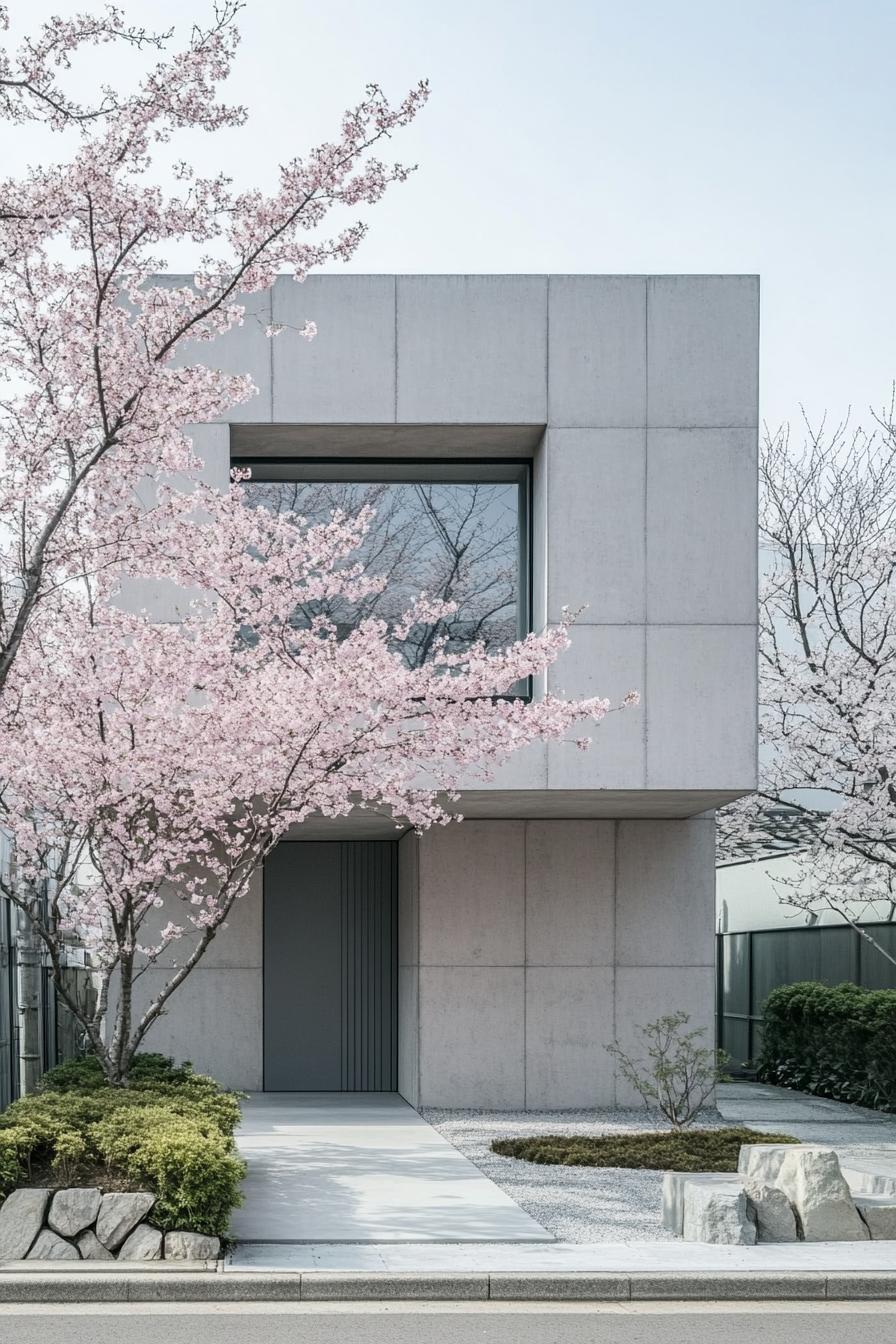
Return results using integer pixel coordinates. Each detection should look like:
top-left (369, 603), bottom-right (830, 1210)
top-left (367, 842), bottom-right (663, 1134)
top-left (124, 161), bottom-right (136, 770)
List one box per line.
top-left (241, 473), bottom-right (523, 669)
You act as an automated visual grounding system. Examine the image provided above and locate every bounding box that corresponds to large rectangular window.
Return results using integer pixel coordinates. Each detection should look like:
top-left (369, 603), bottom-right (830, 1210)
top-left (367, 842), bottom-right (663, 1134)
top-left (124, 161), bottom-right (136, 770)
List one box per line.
top-left (235, 459), bottom-right (530, 673)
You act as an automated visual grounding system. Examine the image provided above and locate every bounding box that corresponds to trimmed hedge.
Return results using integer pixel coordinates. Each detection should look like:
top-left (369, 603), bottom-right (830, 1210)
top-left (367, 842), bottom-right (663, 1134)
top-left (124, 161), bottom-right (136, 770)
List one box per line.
top-left (758, 981), bottom-right (896, 1112)
top-left (0, 1054), bottom-right (245, 1237)
top-left (491, 1127), bottom-right (798, 1172)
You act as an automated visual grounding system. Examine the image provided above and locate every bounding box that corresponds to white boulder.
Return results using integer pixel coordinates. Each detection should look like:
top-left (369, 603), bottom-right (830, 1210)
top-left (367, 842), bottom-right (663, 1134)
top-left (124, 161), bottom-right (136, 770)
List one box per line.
top-left (682, 1183), bottom-right (757, 1245)
top-left (855, 1196), bottom-right (896, 1240)
top-left (744, 1180), bottom-right (799, 1242)
top-left (776, 1148), bottom-right (869, 1242)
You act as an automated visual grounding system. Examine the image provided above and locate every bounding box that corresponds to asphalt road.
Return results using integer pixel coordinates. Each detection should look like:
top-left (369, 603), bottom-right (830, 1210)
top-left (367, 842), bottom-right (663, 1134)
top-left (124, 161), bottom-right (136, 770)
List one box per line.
top-left (1, 1302), bottom-right (895, 1344)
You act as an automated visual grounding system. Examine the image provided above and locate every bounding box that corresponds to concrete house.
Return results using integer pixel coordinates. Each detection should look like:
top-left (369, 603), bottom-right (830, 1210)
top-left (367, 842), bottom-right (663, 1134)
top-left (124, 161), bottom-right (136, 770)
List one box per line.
top-left (134, 274), bottom-right (759, 1109)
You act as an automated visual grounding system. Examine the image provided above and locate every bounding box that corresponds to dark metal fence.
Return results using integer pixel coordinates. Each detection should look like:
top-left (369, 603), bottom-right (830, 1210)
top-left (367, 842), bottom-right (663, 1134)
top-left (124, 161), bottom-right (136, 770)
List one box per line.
top-left (717, 921), bottom-right (896, 1071)
top-left (0, 898), bottom-right (16, 1108)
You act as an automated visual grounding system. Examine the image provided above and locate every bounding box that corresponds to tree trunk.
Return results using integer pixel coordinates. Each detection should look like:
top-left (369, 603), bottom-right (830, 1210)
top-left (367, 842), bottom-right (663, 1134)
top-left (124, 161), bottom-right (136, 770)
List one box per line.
top-left (16, 913), bottom-right (43, 1094)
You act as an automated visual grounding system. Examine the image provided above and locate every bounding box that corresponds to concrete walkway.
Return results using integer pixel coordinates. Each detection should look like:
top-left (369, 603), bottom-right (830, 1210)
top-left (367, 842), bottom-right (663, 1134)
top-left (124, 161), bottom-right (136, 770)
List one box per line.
top-left (716, 1081), bottom-right (896, 1156)
top-left (228, 1093), bottom-right (553, 1245)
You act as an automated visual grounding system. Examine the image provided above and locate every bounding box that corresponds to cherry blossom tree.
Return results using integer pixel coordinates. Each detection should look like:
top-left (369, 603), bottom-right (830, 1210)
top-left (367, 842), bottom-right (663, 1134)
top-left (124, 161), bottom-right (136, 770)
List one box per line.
top-left (0, 483), bottom-right (634, 1085)
top-left (0, 1), bottom-right (429, 695)
top-left (718, 401), bottom-right (896, 958)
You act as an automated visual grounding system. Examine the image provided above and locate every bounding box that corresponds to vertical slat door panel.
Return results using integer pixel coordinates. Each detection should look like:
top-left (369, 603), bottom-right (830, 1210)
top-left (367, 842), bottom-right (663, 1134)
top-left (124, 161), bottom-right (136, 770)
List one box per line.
top-left (264, 841), bottom-right (397, 1091)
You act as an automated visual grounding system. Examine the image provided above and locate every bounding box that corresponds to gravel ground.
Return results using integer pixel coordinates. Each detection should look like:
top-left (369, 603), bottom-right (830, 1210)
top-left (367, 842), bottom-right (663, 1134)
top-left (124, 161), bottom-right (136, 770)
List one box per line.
top-left (422, 1106), bottom-right (732, 1243)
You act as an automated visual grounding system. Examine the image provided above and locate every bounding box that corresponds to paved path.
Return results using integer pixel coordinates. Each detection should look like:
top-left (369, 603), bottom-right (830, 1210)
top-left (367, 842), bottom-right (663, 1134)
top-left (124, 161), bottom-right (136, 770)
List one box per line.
top-left (716, 1080), bottom-right (896, 1155)
top-left (228, 1093), bottom-right (552, 1245)
top-left (4, 1302), bottom-right (896, 1344)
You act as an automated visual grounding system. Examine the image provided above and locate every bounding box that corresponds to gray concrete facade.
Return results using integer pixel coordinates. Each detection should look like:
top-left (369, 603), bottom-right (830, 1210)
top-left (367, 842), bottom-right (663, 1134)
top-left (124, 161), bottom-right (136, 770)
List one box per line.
top-left (131, 274), bottom-right (758, 1104)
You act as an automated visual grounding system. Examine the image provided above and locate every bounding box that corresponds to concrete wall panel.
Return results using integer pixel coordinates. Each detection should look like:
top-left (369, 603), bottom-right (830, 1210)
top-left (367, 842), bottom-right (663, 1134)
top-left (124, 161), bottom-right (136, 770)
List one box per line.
top-left (418, 821), bottom-right (525, 966)
top-left (398, 965), bottom-right (419, 1108)
top-left (545, 428), bottom-right (646, 624)
top-left (646, 276), bottom-right (759, 428)
top-left (396, 276), bottom-right (547, 422)
top-left (525, 820), bottom-right (615, 966)
top-left (646, 624), bottom-right (757, 790)
top-left (615, 818), bottom-right (715, 967)
top-left (272, 275), bottom-right (396, 422)
top-left (127, 966), bottom-right (263, 1092)
top-left (418, 967), bottom-right (525, 1108)
top-left (646, 428), bottom-right (757, 624)
top-left (546, 624), bottom-right (646, 789)
top-left (525, 967), bottom-right (615, 1107)
top-left (548, 276), bottom-right (647, 427)
top-left (613, 965), bottom-right (716, 1106)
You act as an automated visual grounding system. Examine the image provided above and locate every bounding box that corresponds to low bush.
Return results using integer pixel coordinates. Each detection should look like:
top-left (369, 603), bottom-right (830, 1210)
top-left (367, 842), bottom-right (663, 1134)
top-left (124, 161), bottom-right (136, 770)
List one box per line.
top-left (491, 1127), bottom-right (799, 1172)
top-left (0, 1054), bottom-right (245, 1237)
top-left (758, 981), bottom-right (896, 1111)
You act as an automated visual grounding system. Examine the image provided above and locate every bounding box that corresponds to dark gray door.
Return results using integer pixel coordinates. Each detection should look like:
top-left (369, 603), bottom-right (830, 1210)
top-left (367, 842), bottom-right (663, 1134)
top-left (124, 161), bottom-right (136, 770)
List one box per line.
top-left (263, 841), bottom-right (398, 1091)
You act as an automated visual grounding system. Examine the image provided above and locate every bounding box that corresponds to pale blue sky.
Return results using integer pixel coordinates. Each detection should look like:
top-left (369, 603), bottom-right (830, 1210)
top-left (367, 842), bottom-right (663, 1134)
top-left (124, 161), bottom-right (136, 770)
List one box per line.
top-left (8, 0), bottom-right (896, 428)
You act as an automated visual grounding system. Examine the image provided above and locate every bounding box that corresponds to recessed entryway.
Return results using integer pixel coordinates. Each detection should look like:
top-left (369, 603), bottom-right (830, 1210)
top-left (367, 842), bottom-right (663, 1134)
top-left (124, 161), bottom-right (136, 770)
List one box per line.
top-left (263, 841), bottom-right (397, 1091)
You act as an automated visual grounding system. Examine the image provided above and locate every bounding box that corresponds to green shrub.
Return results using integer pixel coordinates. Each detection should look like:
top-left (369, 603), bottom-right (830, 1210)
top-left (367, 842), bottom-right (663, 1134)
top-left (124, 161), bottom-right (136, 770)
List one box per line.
top-left (758, 981), bottom-right (896, 1111)
top-left (491, 1127), bottom-right (799, 1172)
top-left (0, 1054), bottom-right (246, 1237)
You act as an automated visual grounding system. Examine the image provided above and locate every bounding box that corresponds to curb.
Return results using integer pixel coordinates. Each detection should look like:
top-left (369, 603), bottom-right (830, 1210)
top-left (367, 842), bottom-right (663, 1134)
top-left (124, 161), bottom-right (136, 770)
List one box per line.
top-left (1, 1270), bottom-right (896, 1303)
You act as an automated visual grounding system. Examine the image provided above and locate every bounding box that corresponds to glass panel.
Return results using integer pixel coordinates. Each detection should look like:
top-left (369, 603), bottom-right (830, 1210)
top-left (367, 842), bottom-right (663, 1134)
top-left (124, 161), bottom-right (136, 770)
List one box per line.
top-left (720, 933), bottom-right (751, 1017)
top-left (238, 461), bottom-right (529, 672)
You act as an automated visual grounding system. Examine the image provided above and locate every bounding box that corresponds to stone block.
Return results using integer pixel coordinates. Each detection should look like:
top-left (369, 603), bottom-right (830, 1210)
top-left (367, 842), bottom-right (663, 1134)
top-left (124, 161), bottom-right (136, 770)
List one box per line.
top-left (681, 1182), bottom-right (756, 1244)
top-left (488, 1272), bottom-right (630, 1300)
top-left (48, 1187), bottom-right (102, 1238)
top-left (855, 1195), bottom-right (896, 1239)
top-left (95, 1192), bottom-right (155, 1250)
top-left (662, 1172), bottom-right (744, 1235)
top-left (26, 1230), bottom-right (80, 1261)
top-left (745, 1181), bottom-right (799, 1242)
top-left (0, 1188), bottom-right (50, 1261)
top-left (75, 1230), bottom-right (115, 1261)
top-left (117, 1223), bottom-right (163, 1260)
top-left (776, 1148), bottom-right (869, 1242)
top-left (629, 1272), bottom-right (826, 1300)
top-left (738, 1143), bottom-right (808, 1184)
top-left (300, 1271), bottom-right (489, 1300)
top-left (163, 1231), bottom-right (221, 1260)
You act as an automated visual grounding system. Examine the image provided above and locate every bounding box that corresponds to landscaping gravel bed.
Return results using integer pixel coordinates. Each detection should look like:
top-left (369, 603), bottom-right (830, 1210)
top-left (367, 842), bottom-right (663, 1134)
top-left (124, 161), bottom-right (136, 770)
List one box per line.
top-left (422, 1106), bottom-right (731, 1243)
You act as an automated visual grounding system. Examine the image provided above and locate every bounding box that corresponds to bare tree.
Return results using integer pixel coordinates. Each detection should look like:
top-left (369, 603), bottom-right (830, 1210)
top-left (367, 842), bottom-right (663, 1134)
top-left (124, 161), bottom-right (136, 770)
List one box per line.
top-left (718, 397), bottom-right (896, 961)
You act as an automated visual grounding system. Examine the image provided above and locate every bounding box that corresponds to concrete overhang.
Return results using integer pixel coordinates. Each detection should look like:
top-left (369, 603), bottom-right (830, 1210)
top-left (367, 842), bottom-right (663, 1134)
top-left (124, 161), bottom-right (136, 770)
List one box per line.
top-left (230, 422), bottom-right (546, 459)
top-left (282, 790), bottom-right (740, 840)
